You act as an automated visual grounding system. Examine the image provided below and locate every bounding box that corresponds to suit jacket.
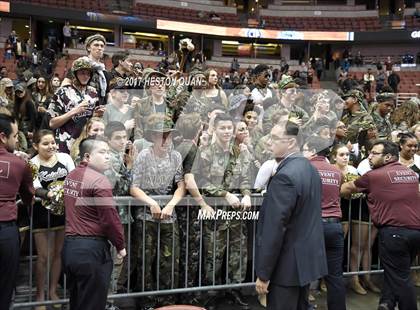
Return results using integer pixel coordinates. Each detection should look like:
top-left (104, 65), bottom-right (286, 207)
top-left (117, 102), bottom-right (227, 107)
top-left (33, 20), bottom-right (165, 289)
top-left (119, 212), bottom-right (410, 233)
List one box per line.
top-left (256, 153), bottom-right (327, 287)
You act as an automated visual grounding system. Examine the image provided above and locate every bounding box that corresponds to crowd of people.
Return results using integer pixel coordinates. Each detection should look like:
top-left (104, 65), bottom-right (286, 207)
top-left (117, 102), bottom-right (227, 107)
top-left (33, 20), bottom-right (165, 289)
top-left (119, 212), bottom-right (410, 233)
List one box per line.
top-left (0, 32), bottom-right (419, 310)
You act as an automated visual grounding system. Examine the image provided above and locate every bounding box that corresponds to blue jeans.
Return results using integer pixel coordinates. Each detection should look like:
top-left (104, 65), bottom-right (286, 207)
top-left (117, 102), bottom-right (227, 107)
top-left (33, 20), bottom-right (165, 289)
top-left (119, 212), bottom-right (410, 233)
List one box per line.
top-left (323, 221), bottom-right (346, 310)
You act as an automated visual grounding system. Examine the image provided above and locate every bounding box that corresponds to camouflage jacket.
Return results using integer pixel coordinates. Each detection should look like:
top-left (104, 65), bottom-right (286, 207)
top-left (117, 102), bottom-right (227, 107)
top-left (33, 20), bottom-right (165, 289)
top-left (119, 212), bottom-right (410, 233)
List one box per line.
top-left (371, 111), bottom-right (392, 140)
top-left (104, 148), bottom-right (133, 224)
top-left (192, 143), bottom-right (251, 197)
top-left (132, 96), bottom-right (175, 139)
top-left (341, 110), bottom-right (375, 143)
top-left (263, 104), bottom-right (309, 134)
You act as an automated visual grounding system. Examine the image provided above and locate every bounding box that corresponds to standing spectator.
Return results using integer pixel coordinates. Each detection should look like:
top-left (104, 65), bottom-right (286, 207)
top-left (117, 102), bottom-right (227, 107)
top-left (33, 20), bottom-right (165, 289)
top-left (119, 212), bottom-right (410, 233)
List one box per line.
top-left (192, 114), bottom-right (251, 310)
top-left (388, 69), bottom-right (400, 93)
top-left (371, 92), bottom-right (395, 140)
top-left (13, 37), bottom-right (25, 62)
top-left (255, 121), bottom-right (327, 309)
top-left (363, 68), bottom-right (375, 93)
top-left (130, 114), bottom-right (185, 309)
top-left (230, 57), bottom-right (240, 73)
top-left (376, 68), bottom-right (386, 93)
top-left (71, 26), bottom-right (79, 49)
top-left (385, 56), bottom-right (393, 75)
top-left (50, 75), bottom-right (61, 94)
top-left (110, 50), bottom-right (132, 80)
top-left (30, 130), bottom-right (75, 306)
top-left (316, 58), bottom-right (323, 81)
top-left (0, 66), bottom-right (8, 79)
top-left (250, 64), bottom-right (272, 106)
top-left (355, 51), bottom-right (364, 67)
top-left (3, 39), bottom-right (13, 61)
top-left (0, 78), bottom-right (15, 113)
top-left (63, 21), bottom-right (72, 49)
top-left (63, 136), bottom-right (126, 310)
top-left (8, 30), bottom-right (17, 45)
top-left (0, 114), bottom-right (34, 308)
top-left (48, 57), bottom-right (101, 153)
top-left (13, 82), bottom-right (37, 147)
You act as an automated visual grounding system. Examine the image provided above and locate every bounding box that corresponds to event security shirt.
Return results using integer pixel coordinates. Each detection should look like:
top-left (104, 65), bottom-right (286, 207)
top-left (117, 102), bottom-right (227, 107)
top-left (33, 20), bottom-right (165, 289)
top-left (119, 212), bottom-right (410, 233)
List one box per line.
top-left (354, 161), bottom-right (420, 229)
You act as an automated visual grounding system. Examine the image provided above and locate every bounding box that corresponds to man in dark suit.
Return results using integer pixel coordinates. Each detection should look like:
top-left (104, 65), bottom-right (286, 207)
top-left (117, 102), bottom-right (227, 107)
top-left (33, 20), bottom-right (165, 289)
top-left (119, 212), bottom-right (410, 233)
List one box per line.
top-left (255, 121), bottom-right (328, 310)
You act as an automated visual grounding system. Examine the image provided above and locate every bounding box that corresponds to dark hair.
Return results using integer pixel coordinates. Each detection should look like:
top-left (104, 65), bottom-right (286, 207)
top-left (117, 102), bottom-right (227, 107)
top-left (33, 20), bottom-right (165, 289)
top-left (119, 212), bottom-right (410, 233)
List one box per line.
top-left (79, 136), bottom-right (108, 159)
top-left (104, 121), bottom-right (126, 139)
top-left (214, 114), bottom-right (233, 127)
top-left (0, 113), bottom-right (16, 137)
top-left (252, 64), bottom-right (269, 76)
top-left (372, 140), bottom-right (399, 158)
top-left (305, 136), bottom-right (331, 157)
top-left (243, 101), bottom-right (262, 116)
top-left (33, 129), bottom-right (55, 144)
top-left (112, 51), bottom-right (129, 68)
top-left (176, 113), bottom-right (202, 140)
top-left (397, 132), bottom-right (417, 147)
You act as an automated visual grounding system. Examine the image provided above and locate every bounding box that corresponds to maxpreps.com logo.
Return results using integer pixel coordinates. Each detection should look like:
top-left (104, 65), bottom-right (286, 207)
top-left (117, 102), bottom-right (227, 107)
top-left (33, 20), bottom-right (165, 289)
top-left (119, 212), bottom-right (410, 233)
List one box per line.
top-left (411, 30), bottom-right (420, 39)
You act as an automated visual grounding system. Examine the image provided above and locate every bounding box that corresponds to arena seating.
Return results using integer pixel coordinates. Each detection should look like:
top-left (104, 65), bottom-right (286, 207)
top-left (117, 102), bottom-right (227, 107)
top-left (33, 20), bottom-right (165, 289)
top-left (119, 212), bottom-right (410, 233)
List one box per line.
top-left (132, 4), bottom-right (242, 27)
top-left (15, 0), bottom-right (110, 12)
top-left (262, 16), bottom-right (382, 31)
top-left (404, 15), bottom-right (420, 29)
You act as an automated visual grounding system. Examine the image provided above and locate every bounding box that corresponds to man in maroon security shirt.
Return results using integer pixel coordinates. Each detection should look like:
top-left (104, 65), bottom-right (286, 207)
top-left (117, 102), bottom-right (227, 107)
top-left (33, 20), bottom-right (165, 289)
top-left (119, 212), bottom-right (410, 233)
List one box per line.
top-left (342, 140), bottom-right (420, 310)
top-left (63, 136), bottom-right (126, 310)
top-left (304, 137), bottom-right (346, 310)
top-left (0, 114), bottom-right (34, 308)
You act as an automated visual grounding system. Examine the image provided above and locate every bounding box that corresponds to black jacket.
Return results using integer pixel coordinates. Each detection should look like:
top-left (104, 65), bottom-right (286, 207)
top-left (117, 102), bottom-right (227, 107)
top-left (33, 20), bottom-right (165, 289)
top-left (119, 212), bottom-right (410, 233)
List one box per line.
top-left (256, 154), bottom-right (327, 286)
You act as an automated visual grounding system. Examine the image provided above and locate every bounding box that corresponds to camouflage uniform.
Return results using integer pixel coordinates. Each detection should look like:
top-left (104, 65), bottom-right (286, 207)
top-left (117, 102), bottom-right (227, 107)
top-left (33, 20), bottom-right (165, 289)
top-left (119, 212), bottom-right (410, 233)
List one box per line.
top-left (371, 111), bottom-right (392, 140)
top-left (132, 96), bottom-right (175, 139)
top-left (131, 147), bottom-right (183, 306)
top-left (341, 110), bottom-right (375, 143)
top-left (263, 104), bottom-right (309, 134)
top-left (175, 140), bottom-right (202, 289)
top-left (49, 57), bottom-right (99, 153)
top-left (192, 143), bottom-right (251, 285)
top-left (104, 148), bottom-right (134, 292)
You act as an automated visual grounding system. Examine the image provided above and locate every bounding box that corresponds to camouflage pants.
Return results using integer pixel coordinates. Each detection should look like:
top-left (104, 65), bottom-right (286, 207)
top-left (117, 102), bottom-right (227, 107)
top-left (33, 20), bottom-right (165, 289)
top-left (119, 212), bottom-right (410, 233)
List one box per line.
top-left (134, 219), bottom-right (180, 306)
top-left (204, 218), bottom-right (248, 285)
top-left (177, 206), bottom-right (202, 288)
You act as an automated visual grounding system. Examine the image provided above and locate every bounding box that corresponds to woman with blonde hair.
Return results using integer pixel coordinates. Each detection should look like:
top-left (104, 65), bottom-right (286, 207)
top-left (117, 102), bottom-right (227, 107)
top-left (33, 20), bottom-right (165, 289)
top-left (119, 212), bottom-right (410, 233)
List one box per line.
top-left (69, 117), bottom-right (105, 161)
top-left (0, 78), bottom-right (15, 113)
top-left (390, 98), bottom-right (419, 132)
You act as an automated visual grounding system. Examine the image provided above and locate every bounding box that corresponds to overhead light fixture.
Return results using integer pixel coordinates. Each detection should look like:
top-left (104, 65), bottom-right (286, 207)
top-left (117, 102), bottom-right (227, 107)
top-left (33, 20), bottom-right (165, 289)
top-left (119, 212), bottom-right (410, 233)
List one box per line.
top-left (48, 20), bottom-right (53, 23)
top-left (25, 25), bottom-right (29, 28)
top-left (70, 25), bottom-right (113, 32)
top-left (123, 31), bottom-right (167, 38)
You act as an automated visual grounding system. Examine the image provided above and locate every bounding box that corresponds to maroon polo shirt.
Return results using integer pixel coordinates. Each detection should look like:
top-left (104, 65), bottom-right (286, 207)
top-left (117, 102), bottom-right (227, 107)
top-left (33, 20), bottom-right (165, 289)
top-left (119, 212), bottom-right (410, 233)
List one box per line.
top-left (354, 161), bottom-right (420, 229)
top-left (64, 162), bottom-right (125, 251)
top-left (310, 156), bottom-right (342, 219)
top-left (0, 147), bottom-right (34, 221)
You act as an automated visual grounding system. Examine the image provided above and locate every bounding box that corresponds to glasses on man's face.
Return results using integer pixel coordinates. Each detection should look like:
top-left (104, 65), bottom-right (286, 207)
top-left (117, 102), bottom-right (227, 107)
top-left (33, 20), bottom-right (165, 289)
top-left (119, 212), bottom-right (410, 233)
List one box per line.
top-left (369, 151), bottom-right (384, 156)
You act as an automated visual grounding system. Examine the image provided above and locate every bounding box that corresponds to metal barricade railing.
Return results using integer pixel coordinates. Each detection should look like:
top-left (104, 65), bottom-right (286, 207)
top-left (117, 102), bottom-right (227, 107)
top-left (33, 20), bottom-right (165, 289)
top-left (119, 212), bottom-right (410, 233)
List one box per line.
top-left (12, 195), bottom-right (420, 308)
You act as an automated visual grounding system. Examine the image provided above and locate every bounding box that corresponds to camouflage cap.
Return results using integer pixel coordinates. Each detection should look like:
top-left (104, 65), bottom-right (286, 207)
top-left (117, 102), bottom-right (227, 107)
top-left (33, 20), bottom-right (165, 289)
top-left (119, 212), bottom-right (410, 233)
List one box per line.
top-left (376, 92), bottom-right (396, 103)
top-left (142, 68), bottom-right (166, 88)
top-left (278, 76), bottom-right (298, 90)
top-left (85, 34), bottom-right (106, 50)
top-left (144, 114), bottom-right (175, 141)
top-left (71, 56), bottom-right (93, 74)
top-left (359, 120), bottom-right (377, 132)
top-left (0, 78), bottom-right (13, 88)
top-left (342, 89), bottom-right (364, 104)
top-left (407, 97), bottom-right (420, 106)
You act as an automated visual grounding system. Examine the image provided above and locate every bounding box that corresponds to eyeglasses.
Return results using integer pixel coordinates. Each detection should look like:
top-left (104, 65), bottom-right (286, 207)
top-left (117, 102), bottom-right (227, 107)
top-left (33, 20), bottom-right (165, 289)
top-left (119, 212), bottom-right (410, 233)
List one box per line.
top-left (369, 151), bottom-right (384, 156)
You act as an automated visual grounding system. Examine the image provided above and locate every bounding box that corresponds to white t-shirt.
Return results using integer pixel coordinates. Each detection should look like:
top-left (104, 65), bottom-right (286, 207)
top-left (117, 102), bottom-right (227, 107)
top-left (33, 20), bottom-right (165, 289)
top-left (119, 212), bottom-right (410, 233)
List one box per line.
top-left (254, 159), bottom-right (279, 190)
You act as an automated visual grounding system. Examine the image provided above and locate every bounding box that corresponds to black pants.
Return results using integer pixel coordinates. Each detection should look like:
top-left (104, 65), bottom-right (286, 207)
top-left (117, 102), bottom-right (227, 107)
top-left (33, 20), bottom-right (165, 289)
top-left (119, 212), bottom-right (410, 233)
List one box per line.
top-left (62, 237), bottom-right (113, 310)
top-left (0, 222), bottom-right (19, 308)
top-left (267, 283), bottom-right (309, 310)
top-left (378, 226), bottom-right (420, 310)
top-left (323, 221), bottom-right (346, 310)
